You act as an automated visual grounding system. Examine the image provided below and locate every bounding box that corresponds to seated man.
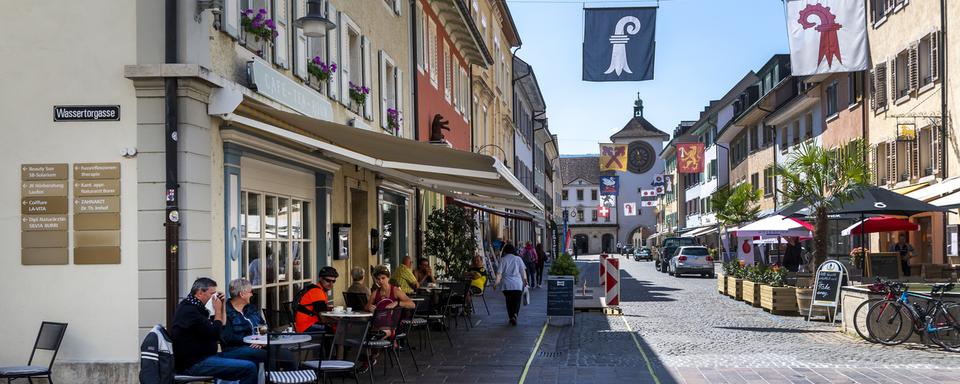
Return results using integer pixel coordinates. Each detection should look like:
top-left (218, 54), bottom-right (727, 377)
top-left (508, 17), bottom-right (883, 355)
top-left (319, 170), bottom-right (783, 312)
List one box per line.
top-left (415, 258), bottom-right (437, 286)
top-left (294, 266), bottom-right (339, 333)
top-left (171, 278), bottom-right (257, 384)
top-left (392, 256), bottom-right (419, 294)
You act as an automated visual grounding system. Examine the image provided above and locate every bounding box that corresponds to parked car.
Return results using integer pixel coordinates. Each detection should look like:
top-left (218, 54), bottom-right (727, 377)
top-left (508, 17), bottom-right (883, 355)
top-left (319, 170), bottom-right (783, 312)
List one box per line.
top-left (656, 237), bottom-right (697, 272)
top-left (634, 247), bottom-right (652, 261)
top-left (668, 246), bottom-right (715, 278)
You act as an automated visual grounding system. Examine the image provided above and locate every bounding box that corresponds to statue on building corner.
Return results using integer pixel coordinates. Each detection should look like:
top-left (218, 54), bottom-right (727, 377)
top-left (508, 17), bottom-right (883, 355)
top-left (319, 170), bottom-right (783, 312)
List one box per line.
top-left (429, 114), bottom-right (450, 142)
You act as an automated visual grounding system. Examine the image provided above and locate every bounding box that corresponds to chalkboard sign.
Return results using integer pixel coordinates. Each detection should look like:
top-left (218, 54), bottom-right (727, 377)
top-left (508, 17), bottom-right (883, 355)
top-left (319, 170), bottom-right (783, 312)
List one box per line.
top-left (547, 276), bottom-right (574, 317)
top-left (865, 252), bottom-right (902, 280)
top-left (809, 260), bottom-right (848, 323)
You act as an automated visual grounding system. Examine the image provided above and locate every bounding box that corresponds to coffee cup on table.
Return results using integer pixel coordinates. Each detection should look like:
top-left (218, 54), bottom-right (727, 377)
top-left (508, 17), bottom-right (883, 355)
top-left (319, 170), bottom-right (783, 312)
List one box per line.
top-left (346, 307), bottom-right (353, 314)
top-left (334, 306), bottom-right (344, 313)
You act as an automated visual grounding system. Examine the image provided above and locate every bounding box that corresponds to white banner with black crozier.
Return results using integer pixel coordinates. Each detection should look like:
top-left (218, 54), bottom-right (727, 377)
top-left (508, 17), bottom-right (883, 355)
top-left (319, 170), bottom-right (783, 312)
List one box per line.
top-left (582, 7), bottom-right (656, 82)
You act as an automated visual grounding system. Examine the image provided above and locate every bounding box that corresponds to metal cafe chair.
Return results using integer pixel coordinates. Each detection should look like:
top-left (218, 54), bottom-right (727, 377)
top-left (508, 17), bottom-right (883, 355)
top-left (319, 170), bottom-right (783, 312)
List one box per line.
top-left (301, 317), bottom-right (371, 384)
top-left (0, 321), bottom-right (68, 384)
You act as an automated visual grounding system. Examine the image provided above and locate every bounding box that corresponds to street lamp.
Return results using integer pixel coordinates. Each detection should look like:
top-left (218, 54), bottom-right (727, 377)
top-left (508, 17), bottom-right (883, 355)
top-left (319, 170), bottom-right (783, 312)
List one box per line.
top-left (296, 0), bottom-right (336, 38)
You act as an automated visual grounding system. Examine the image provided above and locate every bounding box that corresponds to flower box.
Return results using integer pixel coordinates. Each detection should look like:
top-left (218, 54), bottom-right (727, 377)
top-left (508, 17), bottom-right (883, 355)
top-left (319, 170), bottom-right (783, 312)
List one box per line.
top-left (742, 280), bottom-right (761, 307)
top-left (725, 276), bottom-right (742, 300)
top-left (717, 275), bottom-right (727, 294)
top-left (760, 285), bottom-right (798, 315)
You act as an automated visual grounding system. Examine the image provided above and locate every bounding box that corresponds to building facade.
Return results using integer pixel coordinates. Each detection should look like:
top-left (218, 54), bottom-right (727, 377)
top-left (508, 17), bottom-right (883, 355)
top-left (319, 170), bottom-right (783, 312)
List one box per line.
top-left (560, 156), bottom-right (618, 254)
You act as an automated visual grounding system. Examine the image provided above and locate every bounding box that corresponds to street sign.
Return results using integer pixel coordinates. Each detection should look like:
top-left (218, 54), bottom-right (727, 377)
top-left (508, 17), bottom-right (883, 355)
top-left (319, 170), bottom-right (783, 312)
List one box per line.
top-left (547, 276), bottom-right (575, 320)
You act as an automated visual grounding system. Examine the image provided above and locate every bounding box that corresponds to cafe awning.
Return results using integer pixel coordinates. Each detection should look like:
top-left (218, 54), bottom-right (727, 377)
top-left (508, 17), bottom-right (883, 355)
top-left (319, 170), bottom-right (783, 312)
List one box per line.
top-left (682, 226), bottom-right (716, 238)
top-left (907, 176), bottom-right (960, 202)
top-left (452, 198), bottom-right (534, 222)
top-left (217, 100), bottom-right (543, 212)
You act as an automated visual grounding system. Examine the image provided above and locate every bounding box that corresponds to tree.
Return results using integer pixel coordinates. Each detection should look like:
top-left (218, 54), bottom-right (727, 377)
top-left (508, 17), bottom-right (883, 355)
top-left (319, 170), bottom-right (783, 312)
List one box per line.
top-left (711, 183), bottom-right (761, 257)
top-left (776, 139), bottom-right (868, 270)
top-left (424, 205), bottom-right (477, 279)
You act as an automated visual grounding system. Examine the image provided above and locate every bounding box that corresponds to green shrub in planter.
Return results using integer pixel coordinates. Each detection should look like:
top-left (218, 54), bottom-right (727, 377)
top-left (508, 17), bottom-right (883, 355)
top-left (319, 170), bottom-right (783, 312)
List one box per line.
top-left (549, 253), bottom-right (580, 282)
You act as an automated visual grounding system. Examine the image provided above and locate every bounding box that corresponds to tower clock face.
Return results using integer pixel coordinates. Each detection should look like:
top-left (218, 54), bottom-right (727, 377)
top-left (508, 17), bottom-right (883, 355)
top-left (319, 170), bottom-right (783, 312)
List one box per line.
top-left (628, 141), bottom-right (656, 174)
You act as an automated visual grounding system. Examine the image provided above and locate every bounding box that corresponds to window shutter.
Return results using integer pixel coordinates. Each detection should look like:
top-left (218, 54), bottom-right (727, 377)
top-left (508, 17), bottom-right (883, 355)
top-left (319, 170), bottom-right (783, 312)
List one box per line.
top-left (877, 63), bottom-right (887, 109)
top-left (393, 0), bottom-right (401, 15)
top-left (889, 58), bottom-right (898, 101)
top-left (428, 21), bottom-right (438, 85)
top-left (911, 137), bottom-right (920, 179)
top-left (931, 31), bottom-right (940, 82)
top-left (933, 125), bottom-right (941, 175)
top-left (272, 0), bottom-right (289, 69)
top-left (224, 0), bottom-right (241, 38)
top-left (339, 11), bottom-right (351, 106)
top-left (908, 43), bottom-right (918, 92)
top-left (395, 67), bottom-right (404, 136)
top-left (292, 0), bottom-right (307, 80)
top-left (379, 50), bottom-right (387, 129)
top-left (886, 141), bottom-right (896, 184)
top-left (362, 36), bottom-right (373, 120)
top-left (870, 145), bottom-right (878, 185)
top-left (869, 69), bottom-right (877, 111)
top-left (326, 3), bottom-right (339, 100)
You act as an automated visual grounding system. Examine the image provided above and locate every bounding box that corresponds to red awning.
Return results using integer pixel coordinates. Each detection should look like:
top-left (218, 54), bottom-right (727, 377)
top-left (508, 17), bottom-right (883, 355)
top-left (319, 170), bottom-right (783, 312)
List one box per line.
top-left (451, 198), bottom-right (533, 222)
top-left (841, 216), bottom-right (919, 236)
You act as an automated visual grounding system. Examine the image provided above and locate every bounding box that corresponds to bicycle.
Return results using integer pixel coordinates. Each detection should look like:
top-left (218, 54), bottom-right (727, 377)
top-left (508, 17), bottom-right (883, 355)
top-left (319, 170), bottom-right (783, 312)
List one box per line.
top-left (851, 279), bottom-right (904, 343)
top-left (866, 282), bottom-right (960, 351)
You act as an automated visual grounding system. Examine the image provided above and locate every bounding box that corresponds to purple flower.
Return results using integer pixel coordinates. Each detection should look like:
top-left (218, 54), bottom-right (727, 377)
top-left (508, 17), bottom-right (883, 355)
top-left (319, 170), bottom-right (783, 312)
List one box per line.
top-left (266, 19), bottom-right (276, 29)
top-left (251, 19), bottom-right (261, 29)
top-left (349, 81), bottom-right (355, 87)
top-left (362, 86), bottom-right (369, 94)
top-left (259, 8), bottom-right (267, 14)
top-left (242, 9), bottom-right (253, 15)
top-left (330, 63), bottom-right (337, 72)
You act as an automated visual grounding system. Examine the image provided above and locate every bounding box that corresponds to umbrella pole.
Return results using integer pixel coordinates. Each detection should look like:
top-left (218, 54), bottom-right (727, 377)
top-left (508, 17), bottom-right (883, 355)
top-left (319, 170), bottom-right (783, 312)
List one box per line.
top-left (859, 212), bottom-right (865, 282)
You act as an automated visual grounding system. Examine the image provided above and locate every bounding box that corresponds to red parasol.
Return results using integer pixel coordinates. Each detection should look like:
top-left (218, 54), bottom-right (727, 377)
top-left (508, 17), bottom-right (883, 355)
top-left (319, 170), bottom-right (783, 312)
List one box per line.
top-left (841, 216), bottom-right (919, 236)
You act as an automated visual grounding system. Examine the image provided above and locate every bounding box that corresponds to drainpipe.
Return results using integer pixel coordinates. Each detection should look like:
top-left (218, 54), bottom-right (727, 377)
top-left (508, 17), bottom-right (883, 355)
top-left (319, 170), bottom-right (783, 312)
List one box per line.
top-left (410, 0), bottom-right (423, 256)
top-left (940, 0), bottom-right (949, 262)
top-left (164, 0), bottom-right (181, 326)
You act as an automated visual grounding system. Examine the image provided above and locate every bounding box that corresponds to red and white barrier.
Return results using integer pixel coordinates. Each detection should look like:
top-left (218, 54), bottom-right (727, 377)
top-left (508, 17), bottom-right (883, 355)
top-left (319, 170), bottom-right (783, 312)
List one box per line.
top-left (605, 257), bottom-right (620, 306)
top-left (599, 253), bottom-right (609, 286)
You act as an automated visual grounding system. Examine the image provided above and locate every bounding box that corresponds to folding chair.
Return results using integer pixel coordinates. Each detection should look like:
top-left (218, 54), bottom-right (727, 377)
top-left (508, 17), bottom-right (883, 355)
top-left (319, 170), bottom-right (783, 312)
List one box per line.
top-left (301, 318), bottom-right (370, 384)
top-left (0, 321), bottom-right (67, 384)
top-left (264, 333), bottom-right (317, 384)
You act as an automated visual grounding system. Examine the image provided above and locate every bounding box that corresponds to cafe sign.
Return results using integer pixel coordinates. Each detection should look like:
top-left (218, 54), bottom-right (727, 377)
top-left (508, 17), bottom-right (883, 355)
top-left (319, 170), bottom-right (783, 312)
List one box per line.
top-left (247, 59), bottom-right (332, 121)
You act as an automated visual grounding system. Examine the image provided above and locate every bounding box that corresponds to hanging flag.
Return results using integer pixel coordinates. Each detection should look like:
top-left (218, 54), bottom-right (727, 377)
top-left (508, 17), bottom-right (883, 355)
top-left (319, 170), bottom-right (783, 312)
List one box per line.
top-left (600, 175), bottom-right (619, 196)
top-left (785, 0), bottom-right (868, 75)
top-left (601, 195), bottom-right (617, 208)
top-left (599, 143), bottom-right (628, 171)
top-left (623, 202), bottom-right (637, 216)
top-left (641, 201), bottom-right (656, 207)
top-left (677, 143), bottom-right (704, 174)
top-left (583, 7), bottom-right (657, 82)
top-left (640, 189), bottom-right (657, 197)
top-left (655, 185), bottom-right (665, 195)
top-left (651, 174), bottom-right (664, 186)
top-left (598, 205), bottom-right (611, 218)
top-left (664, 175), bottom-right (673, 192)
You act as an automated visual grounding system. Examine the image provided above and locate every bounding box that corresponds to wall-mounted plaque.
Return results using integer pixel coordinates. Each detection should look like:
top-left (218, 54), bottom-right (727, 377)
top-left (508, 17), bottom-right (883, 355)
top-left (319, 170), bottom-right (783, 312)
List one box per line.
top-left (74, 180), bottom-right (120, 196)
top-left (53, 105), bottom-right (120, 122)
top-left (74, 163), bottom-right (120, 180)
top-left (21, 164), bottom-right (68, 180)
top-left (22, 181), bottom-right (68, 197)
top-left (21, 163), bottom-right (69, 265)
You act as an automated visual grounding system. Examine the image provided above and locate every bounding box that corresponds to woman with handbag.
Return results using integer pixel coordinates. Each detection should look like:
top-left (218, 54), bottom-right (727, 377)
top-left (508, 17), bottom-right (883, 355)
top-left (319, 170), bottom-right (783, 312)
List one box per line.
top-left (494, 243), bottom-right (528, 326)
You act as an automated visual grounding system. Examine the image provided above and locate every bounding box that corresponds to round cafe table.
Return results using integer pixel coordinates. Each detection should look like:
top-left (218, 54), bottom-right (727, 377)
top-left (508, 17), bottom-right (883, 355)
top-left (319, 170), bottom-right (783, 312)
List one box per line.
top-left (242, 334), bottom-right (312, 345)
top-left (321, 311), bottom-right (373, 319)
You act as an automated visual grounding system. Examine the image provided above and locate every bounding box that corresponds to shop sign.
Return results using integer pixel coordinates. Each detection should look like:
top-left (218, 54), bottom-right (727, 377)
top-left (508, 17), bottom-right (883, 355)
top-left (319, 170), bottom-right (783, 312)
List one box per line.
top-left (897, 123), bottom-right (916, 141)
top-left (21, 164), bottom-right (68, 180)
top-left (53, 105), bottom-right (120, 121)
top-left (75, 163), bottom-right (120, 179)
top-left (248, 59), bottom-right (332, 121)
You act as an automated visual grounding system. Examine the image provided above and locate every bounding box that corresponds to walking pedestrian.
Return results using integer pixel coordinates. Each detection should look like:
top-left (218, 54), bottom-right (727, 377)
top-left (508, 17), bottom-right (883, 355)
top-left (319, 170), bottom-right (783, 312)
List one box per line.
top-left (534, 243), bottom-right (547, 287)
top-left (889, 234), bottom-right (914, 277)
top-left (495, 243), bottom-right (528, 326)
top-left (521, 242), bottom-right (538, 288)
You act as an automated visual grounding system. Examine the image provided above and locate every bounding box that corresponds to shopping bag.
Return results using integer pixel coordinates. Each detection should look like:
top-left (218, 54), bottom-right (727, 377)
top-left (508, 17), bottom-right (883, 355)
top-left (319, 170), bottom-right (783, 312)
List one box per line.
top-left (522, 286), bottom-right (530, 305)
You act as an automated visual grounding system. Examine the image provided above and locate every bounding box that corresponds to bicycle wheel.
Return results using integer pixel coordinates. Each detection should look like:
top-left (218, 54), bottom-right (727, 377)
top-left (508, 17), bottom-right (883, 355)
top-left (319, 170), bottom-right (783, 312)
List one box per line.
top-left (852, 298), bottom-right (881, 343)
top-left (930, 303), bottom-right (960, 352)
top-left (866, 300), bottom-right (913, 346)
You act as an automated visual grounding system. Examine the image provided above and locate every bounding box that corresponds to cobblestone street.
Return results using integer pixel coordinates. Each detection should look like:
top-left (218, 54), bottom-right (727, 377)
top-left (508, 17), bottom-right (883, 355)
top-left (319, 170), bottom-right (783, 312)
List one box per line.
top-left (531, 255), bottom-right (960, 384)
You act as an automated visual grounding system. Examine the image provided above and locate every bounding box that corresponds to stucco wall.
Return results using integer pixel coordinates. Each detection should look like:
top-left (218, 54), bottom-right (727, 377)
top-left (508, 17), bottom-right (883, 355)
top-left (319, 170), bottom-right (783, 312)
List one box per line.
top-left (0, 0), bottom-right (139, 375)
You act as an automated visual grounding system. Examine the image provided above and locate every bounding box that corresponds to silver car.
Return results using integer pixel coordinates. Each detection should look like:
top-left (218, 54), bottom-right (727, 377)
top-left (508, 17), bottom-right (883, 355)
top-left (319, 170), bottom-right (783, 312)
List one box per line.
top-left (668, 246), bottom-right (715, 278)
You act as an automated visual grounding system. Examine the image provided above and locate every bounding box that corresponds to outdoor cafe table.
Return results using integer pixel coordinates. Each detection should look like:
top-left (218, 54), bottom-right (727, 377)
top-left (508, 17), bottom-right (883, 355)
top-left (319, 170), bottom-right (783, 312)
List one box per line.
top-left (243, 334), bottom-right (312, 345)
top-left (320, 311), bottom-right (373, 319)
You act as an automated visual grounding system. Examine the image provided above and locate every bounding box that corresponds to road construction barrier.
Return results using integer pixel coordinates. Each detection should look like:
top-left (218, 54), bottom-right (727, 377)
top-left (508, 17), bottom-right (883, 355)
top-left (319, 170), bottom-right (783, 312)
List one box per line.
top-left (599, 253), bottom-right (608, 286)
top-left (605, 257), bottom-right (620, 306)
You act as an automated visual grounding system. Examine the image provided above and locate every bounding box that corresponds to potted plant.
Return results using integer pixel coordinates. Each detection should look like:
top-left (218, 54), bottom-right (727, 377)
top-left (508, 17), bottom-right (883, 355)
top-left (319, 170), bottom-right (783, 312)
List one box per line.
top-left (386, 108), bottom-right (402, 134)
top-left (424, 205), bottom-right (476, 279)
top-left (307, 56), bottom-right (336, 84)
top-left (348, 82), bottom-right (369, 112)
top-left (849, 247), bottom-right (867, 270)
top-left (759, 265), bottom-right (799, 315)
top-left (549, 252), bottom-right (580, 282)
top-left (719, 260), bottom-right (737, 294)
top-left (726, 260), bottom-right (745, 300)
top-left (241, 8), bottom-right (278, 56)
top-left (742, 264), bottom-right (768, 307)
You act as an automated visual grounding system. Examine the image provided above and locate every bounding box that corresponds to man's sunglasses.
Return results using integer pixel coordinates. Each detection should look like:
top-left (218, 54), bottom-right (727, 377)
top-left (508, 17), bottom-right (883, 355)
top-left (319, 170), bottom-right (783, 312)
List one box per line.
top-left (322, 278), bottom-right (337, 284)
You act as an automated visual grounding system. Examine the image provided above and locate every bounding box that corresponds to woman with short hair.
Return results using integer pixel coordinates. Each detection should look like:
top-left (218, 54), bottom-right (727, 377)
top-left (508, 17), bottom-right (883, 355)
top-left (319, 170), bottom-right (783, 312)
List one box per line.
top-left (494, 243), bottom-right (528, 326)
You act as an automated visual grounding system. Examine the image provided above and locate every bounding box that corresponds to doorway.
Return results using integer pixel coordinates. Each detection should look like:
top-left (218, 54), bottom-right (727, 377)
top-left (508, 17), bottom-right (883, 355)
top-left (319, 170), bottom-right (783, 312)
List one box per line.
top-left (602, 234), bottom-right (614, 253)
top-left (573, 234), bottom-right (589, 255)
top-left (350, 189), bottom-right (370, 276)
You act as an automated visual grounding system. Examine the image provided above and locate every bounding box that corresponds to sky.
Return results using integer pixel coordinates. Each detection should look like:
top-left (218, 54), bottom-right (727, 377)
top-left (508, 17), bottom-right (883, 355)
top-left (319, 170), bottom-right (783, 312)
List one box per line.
top-left (508, 0), bottom-right (791, 155)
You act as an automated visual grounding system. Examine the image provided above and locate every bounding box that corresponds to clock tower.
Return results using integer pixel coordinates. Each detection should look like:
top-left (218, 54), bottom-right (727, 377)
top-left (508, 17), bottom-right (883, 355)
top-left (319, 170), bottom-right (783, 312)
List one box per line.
top-left (610, 96), bottom-right (670, 249)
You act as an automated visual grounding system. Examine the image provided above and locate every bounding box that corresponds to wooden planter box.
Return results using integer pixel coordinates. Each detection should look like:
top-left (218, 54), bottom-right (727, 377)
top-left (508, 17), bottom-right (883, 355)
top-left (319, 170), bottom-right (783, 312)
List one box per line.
top-left (725, 276), bottom-right (742, 300)
top-left (718, 275), bottom-right (727, 294)
top-left (742, 280), bottom-right (761, 307)
top-left (760, 285), bottom-right (798, 315)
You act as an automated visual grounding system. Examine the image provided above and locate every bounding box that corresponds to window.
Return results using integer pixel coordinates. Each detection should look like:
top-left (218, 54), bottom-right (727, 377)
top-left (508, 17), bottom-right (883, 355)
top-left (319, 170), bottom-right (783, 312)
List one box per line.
top-left (379, 51), bottom-right (401, 134)
top-left (576, 189), bottom-right (584, 201)
top-left (577, 209), bottom-right (584, 222)
top-left (428, 20), bottom-right (438, 87)
top-left (848, 72), bottom-right (864, 105)
top-left (240, 0), bottom-right (271, 57)
top-left (241, 192), bottom-right (313, 325)
top-left (763, 167), bottom-right (774, 197)
top-left (750, 126), bottom-right (760, 151)
top-left (443, 42), bottom-right (451, 102)
top-left (562, 189), bottom-right (568, 200)
top-left (894, 51), bottom-right (909, 99)
top-left (306, 32), bottom-right (327, 89)
top-left (709, 159), bottom-right (718, 179)
top-left (764, 73), bottom-right (773, 94)
top-left (591, 190), bottom-right (597, 201)
top-left (792, 120), bottom-right (801, 145)
top-left (461, 69), bottom-right (471, 119)
top-left (452, 59), bottom-right (460, 110)
top-left (415, 3), bottom-right (427, 72)
top-left (804, 113), bottom-right (813, 140)
top-left (826, 81), bottom-right (838, 117)
top-left (592, 209), bottom-right (598, 222)
top-left (781, 125), bottom-right (789, 149)
top-left (750, 173), bottom-right (760, 193)
top-left (493, 38), bottom-right (501, 91)
top-left (872, 62), bottom-right (888, 111)
top-left (346, 27), bottom-right (362, 90)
